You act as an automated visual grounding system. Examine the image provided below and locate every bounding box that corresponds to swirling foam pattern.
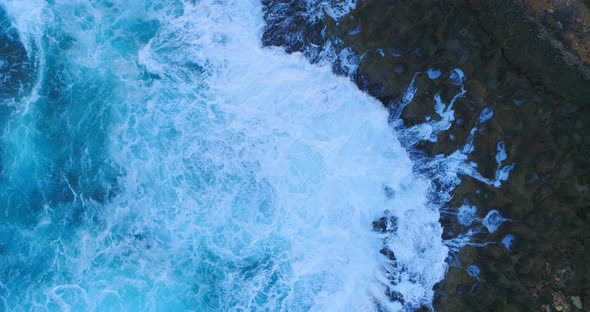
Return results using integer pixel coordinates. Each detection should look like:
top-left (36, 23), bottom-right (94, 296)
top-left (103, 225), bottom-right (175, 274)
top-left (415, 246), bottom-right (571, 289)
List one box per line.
top-left (0, 0), bottom-right (447, 311)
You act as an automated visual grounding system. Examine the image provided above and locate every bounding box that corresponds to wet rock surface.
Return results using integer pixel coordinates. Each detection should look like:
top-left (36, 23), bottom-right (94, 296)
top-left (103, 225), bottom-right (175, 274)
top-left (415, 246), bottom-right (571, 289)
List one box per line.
top-left (263, 0), bottom-right (589, 311)
top-left (517, 0), bottom-right (590, 79)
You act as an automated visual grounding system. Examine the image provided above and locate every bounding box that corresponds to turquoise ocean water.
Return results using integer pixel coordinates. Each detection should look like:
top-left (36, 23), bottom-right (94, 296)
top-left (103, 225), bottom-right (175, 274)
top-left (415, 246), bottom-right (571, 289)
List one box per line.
top-left (0, 1), bottom-right (462, 311)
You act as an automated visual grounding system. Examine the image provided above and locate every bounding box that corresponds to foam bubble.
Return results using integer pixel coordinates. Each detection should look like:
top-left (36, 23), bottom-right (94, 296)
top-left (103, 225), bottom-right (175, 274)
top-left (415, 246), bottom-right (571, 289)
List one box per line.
top-left (426, 69), bottom-right (441, 80)
top-left (467, 265), bottom-right (480, 279)
top-left (502, 234), bottom-right (515, 251)
top-left (457, 204), bottom-right (477, 226)
top-left (482, 210), bottom-right (510, 233)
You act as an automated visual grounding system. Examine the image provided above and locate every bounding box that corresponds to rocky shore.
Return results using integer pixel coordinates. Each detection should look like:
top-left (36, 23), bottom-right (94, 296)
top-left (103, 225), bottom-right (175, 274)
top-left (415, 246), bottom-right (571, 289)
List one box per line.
top-left (263, 0), bottom-right (589, 311)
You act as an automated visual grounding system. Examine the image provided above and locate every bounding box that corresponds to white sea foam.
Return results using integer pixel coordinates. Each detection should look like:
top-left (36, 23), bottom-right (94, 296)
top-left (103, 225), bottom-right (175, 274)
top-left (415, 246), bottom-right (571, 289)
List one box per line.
top-left (0, 0), bottom-right (451, 311)
top-left (303, 0), bottom-right (358, 22)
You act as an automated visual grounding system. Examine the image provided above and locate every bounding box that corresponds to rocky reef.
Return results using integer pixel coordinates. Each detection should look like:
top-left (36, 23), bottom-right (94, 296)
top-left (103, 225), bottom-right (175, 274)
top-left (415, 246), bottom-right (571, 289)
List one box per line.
top-left (262, 0), bottom-right (590, 311)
